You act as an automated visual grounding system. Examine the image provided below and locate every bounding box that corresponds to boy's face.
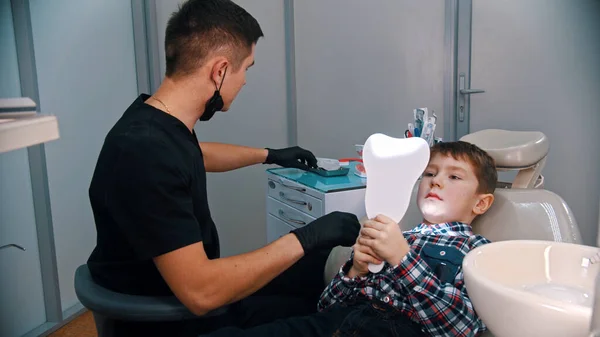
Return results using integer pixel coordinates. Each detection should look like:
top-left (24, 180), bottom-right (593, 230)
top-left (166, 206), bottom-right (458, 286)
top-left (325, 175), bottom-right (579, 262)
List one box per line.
top-left (417, 153), bottom-right (493, 225)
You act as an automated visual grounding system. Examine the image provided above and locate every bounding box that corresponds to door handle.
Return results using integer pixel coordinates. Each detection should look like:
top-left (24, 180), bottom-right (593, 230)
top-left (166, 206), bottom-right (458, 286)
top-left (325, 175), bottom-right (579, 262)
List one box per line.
top-left (460, 88), bottom-right (485, 95)
top-left (458, 73), bottom-right (485, 122)
top-left (459, 73), bottom-right (485, 95)
top-left (0, 244), bottom-right (26, 251)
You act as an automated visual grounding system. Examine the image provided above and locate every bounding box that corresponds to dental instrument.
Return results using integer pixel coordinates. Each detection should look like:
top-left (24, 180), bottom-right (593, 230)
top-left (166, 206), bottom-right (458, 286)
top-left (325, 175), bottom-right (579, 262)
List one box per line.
top-left (413, 127), bottom-right (421, 138)
top-left (413, 110), bottom-right (424, 137)
top-left (316, 158), bottom-right (341, 171)
top-left (420, 116), bottom-right (437, 146)
top-left (306, 158), bottom-right (350, 177)
top-left (308, 166), bottom-right (350, 177)
top-left (413, 108), bottom-right (427, 133)
top-left (362, 134), bottom-right (430, 273)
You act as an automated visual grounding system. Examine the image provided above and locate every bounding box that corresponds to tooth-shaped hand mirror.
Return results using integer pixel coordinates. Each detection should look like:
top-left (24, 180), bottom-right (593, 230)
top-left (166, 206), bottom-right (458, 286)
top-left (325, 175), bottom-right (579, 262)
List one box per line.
top-left (362, 133), bottom-right (431, 273)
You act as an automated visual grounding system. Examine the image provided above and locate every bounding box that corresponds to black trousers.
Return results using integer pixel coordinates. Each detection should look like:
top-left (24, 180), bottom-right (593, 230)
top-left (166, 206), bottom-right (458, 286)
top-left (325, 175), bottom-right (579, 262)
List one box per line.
top-left (200, 300), bottom-right (427, 337)
top-left (229, 246), bottom-right (335, 329)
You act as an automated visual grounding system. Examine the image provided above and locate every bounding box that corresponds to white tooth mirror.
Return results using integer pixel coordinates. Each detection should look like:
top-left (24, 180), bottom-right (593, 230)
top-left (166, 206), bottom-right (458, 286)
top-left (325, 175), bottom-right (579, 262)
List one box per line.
top-left (362, 133), bottom-right (430, 273)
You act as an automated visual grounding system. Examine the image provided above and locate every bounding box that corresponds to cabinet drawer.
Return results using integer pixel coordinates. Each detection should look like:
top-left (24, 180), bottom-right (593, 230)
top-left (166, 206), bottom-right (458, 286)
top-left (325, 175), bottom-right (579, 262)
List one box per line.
top-left (267, 197), bottom-right (316, 228)
top-left (266, 214), bottom-right (296, 243)
top-left (267, 178), bottom-right (323, 218)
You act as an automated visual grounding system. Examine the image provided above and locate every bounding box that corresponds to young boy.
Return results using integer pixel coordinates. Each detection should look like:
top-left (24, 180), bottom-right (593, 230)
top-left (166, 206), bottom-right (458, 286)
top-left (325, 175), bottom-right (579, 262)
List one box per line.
top-left (201, 141), bottom-right (497, 337)
top-left (317, 140), bottom-right (497, 337)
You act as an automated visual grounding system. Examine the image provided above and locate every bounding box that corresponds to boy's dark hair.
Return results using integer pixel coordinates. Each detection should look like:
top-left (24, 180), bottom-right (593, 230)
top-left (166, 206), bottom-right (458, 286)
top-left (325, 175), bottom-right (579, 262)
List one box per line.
top-left (430, 141), bottom-right (498, 194)
top-left (165, 0), bottom-right (264, 78)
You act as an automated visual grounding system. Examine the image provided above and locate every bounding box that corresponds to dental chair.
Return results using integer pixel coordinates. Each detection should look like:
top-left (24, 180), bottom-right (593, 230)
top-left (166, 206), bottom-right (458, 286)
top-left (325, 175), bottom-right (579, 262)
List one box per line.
top-left (460, 129), bottom-right (549, 189)
top-left (74, 265), bottom-right (227, 337)
top-left (323, 186), bottom-right (582, 337)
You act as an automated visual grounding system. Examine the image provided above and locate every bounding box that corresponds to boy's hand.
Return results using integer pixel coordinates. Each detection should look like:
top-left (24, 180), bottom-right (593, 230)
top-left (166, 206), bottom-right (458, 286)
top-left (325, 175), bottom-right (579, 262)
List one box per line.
top-left (359, 214), bottom-right (411, 266)
top-left (348, 240), bottom-right (383, 278)
top-left (346, 215), bottom-right (382, 278)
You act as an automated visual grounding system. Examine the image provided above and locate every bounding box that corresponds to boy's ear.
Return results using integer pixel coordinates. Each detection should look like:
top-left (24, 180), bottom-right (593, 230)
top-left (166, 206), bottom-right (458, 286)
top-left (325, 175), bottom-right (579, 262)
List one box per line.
top-left (473, 193), bottom-right (495, 215)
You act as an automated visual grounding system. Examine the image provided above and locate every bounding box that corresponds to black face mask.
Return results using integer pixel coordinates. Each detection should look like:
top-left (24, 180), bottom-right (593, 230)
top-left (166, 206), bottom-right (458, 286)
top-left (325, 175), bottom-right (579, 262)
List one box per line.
top-left (200, 67), bottom-right (227, 122)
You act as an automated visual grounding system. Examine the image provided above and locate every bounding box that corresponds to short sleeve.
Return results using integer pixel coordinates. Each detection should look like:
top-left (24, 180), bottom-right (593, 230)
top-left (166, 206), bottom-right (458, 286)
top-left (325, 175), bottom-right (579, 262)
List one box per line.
top-left (107, 135), bottom-right (202, 260)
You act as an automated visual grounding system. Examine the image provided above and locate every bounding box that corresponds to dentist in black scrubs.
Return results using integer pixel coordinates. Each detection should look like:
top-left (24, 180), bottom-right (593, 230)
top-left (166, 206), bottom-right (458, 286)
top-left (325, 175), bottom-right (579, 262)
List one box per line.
top-left (86, 1), bottom-right (361, 336)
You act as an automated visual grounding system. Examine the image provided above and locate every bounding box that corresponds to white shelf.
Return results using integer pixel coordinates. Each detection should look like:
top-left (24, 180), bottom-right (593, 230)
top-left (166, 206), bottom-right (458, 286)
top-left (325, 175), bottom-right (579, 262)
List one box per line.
top-left (0, 115), bottom-right (60, 154)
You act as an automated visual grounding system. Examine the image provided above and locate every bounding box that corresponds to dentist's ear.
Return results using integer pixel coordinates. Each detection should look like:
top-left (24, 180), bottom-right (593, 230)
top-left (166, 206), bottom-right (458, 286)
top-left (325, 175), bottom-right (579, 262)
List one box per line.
top-left (210, 58), bottom-right (229, 85)
top-left (473, 193), bottom-right (495, 215)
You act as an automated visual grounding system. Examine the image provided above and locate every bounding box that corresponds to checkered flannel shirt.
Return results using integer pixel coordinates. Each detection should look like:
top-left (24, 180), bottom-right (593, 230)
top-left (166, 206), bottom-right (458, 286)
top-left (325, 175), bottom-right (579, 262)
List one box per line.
top-left (318, 222), bottom-right (491, 337)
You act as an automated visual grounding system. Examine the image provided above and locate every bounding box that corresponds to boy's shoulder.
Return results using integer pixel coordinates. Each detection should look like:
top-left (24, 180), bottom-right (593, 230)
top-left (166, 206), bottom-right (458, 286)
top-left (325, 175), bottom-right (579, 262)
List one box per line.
top-left (468, 233), bottom-right (492, 249)
top-left (412, 232), bottom-right (490, 253)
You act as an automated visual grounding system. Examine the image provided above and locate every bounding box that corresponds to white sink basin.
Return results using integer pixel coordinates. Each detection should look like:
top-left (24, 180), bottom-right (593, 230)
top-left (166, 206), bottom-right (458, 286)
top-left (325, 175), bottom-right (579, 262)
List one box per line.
top-left (463, 240), bottom-right (599, 337)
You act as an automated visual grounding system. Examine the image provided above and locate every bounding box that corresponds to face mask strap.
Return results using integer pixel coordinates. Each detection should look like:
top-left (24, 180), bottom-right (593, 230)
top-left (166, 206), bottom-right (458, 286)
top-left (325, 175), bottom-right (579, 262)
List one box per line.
top-left (216, 67), bottom-right (227, 92)
top-left (199, 66), bottom-right (227, 122)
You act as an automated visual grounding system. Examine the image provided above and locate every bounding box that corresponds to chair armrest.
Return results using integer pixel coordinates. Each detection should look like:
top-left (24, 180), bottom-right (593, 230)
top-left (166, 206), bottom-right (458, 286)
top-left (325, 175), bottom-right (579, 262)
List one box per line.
top-left (74, 264), bottom-right (228, 322)
top-left (323, 246), bottom-right (353, 284)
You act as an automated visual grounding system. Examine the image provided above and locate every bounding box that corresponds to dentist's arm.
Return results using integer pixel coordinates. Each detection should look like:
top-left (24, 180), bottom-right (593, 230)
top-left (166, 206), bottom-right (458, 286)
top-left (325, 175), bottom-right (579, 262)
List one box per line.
top-left (199, 142), bottom-right (318, 172)
top-left (156, 211), bottom-right (360, 316)
top-left (199, 142), bottom-right (267, 172)
top-left (155, 235), bottom-right (303, 315)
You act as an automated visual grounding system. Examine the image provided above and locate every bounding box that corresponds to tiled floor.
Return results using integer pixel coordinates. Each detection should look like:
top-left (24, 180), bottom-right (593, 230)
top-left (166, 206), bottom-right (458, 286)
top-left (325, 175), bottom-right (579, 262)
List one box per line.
top-left (48, 311), bottom-right (97, 337)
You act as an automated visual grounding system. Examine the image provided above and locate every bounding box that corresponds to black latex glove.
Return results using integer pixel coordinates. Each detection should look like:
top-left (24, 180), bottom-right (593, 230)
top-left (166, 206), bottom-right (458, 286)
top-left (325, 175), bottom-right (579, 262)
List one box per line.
top-left (264, 146), bottom-right (318, 170)
top-left (291, 211), bottom-right (361, 253)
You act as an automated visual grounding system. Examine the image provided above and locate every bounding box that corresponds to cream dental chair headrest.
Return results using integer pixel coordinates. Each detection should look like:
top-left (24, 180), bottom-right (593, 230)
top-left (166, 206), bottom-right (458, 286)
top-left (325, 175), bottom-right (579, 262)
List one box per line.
top-left (460, 129), bottom-right (549, 189)
top-left (324, 186), bottom-right (582, 284)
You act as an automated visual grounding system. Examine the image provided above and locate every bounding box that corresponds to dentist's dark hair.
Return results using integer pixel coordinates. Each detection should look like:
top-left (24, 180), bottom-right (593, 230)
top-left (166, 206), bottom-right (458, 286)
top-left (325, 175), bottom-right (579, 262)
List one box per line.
top-left (164, 0), bottom-right (263, 78)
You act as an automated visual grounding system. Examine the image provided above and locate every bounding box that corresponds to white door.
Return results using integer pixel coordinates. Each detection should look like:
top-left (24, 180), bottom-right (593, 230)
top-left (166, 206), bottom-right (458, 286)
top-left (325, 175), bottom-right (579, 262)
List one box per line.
top-left (457, 0), bottom-right (600, 245)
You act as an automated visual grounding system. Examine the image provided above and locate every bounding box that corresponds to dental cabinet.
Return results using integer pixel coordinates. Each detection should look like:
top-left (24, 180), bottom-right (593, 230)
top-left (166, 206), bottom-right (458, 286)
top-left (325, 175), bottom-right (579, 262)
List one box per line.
top-left (266, 162), bottom-right (367, 243)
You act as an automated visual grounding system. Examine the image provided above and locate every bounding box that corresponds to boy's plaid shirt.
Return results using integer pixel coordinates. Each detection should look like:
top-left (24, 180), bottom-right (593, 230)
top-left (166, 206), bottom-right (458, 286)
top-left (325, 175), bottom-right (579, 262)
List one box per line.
top-left (318, 222), bottom-right (491, 337)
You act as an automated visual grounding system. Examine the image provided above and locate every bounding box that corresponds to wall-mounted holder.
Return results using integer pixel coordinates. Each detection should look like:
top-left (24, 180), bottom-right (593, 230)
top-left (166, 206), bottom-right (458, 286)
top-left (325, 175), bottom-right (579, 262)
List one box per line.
top-left (0, 97), bottom-right (60, 154)
top-left (0, 243), bottom-right (26, 251)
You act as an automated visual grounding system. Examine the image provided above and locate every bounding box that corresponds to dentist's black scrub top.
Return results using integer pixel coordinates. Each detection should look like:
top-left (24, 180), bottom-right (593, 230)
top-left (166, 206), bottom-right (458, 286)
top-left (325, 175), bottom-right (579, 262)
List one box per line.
top-left (87, 94), bottom-right (220, 298)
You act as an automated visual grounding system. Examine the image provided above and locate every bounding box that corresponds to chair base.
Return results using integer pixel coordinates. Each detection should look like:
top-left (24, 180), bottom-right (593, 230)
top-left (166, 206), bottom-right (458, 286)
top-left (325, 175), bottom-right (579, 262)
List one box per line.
top-left (92, 312), bottom-right (113, 337)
